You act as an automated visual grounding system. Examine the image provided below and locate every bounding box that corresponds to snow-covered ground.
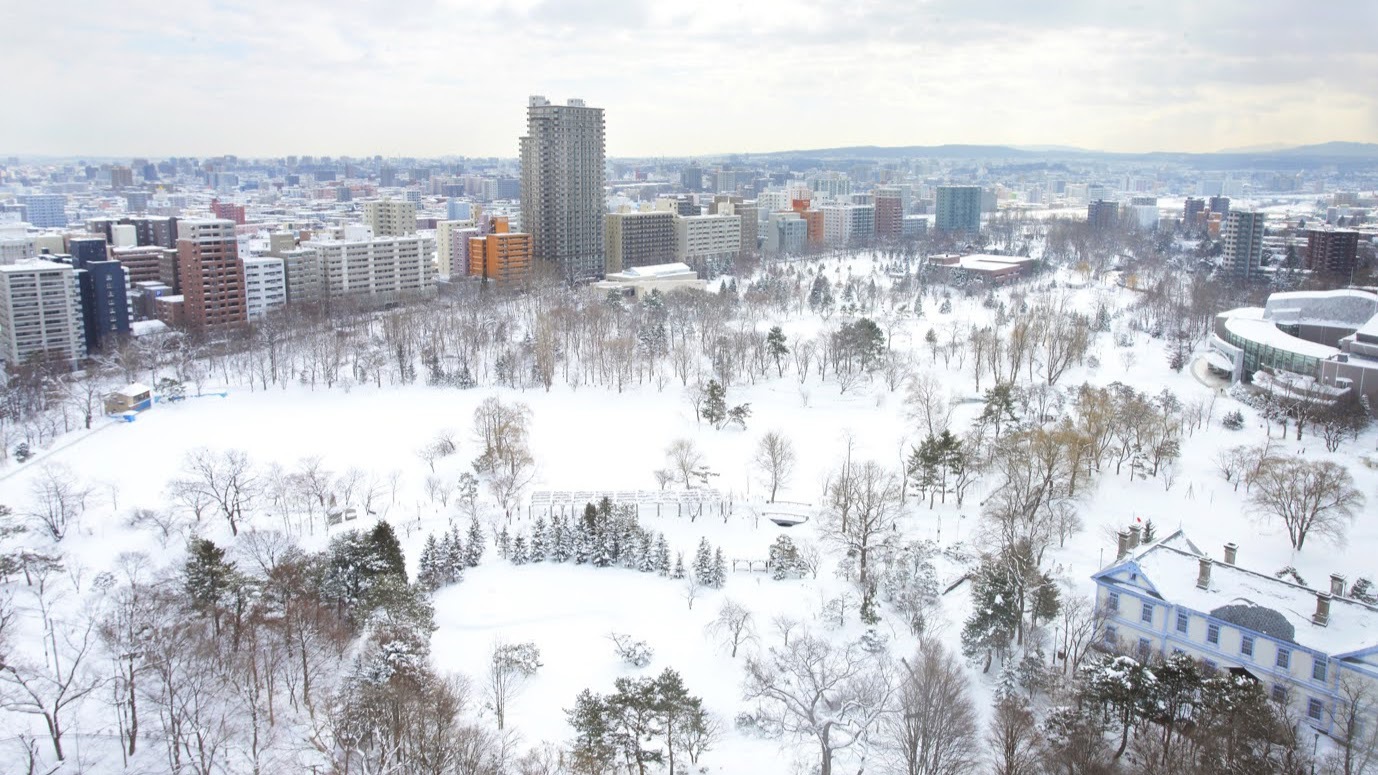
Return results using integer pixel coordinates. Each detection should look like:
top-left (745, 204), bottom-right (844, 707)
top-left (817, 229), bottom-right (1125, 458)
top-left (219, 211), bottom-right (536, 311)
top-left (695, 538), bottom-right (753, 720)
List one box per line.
top-left (1, 255), bottom-right (1374, 772)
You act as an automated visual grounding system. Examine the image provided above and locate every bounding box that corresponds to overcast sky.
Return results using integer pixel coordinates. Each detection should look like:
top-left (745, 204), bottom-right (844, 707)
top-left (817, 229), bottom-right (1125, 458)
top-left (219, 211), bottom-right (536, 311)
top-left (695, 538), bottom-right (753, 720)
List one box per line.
top-left (3, 0), bottom-right (1374, 159)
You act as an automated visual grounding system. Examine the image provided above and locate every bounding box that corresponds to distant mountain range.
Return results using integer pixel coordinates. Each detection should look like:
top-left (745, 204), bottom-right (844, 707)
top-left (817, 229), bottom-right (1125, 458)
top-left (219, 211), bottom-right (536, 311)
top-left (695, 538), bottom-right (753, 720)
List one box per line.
top-left (724, 141), bottom-right (1378, 165)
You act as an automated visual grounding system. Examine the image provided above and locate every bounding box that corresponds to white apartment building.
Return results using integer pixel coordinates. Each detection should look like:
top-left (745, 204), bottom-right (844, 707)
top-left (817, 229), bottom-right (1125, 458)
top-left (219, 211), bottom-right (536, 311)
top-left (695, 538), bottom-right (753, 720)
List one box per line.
top-left (435, 219), bottom-right (478, 278)
top-left (674, 214), bottom-right (741, 272)
top-left (242, 256), bottom-right (287, 319)
top-left (820, 204), bottom-right (875, 246)
top-left (303, 227), bottom-right (436, 303)
top-left (0, 258), bottom-right (86, 366)
top-left (1094, 529), bottom-right (1378, 736)
top-left (361, 199), bottom-right (418, 237)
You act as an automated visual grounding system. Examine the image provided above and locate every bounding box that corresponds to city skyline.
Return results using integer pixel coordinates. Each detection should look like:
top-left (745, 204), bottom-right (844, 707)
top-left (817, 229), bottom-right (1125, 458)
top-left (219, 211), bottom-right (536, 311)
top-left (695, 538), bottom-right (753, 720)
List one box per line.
top-left (3, 0), bottom-right (1375, 159)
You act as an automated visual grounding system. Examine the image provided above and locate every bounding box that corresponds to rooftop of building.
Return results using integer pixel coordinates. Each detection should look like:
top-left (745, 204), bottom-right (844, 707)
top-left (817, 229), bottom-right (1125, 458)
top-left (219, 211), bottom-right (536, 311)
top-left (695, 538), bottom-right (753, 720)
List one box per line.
top-left (1097, 530), bottom-right (1378, 657)
top-left (609, 262), bottom-right (696, 280)
top-left (0, 257), bottom-right (71, 273)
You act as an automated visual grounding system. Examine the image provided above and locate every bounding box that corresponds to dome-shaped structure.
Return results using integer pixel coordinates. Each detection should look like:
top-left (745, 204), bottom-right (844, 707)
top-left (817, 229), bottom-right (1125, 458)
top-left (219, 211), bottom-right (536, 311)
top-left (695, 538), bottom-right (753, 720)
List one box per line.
top-left (1210, 603), bottom-right (1296, 643)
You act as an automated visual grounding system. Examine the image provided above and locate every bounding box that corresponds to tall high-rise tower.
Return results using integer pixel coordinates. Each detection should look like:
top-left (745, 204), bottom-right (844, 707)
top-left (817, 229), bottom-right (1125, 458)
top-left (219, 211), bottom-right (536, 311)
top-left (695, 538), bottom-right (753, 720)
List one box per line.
top-left (1222, 210), bottom-right (1265, 280)
top-left (520, 96), bottom-right (606, 281)
top-left (935, 186), bottom-right (982, 234)
top-left (177, 219), bottom-right (248, 329)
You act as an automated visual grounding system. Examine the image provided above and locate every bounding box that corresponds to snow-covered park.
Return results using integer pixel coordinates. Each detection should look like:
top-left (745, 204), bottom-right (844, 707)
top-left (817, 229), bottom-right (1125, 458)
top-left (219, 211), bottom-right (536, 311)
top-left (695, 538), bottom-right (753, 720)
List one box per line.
top-left (1, 250), bottom-right (1374, 774)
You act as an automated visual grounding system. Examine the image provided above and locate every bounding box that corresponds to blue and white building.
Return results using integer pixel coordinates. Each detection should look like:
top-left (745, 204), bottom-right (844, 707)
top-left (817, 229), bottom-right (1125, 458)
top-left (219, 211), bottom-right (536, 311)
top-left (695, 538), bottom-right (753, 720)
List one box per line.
top-left (1093, 529), bottom-right (1378, 735)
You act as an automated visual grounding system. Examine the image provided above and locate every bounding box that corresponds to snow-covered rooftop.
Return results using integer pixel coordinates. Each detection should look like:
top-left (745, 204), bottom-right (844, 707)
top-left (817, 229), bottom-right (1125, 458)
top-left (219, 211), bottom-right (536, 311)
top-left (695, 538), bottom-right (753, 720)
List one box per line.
top-left (1122, 539), bottom-right (1378, 656)
top-left (1223, 313), bottom-right (1340, 359)
top-left (1264, 289), bottom-right (1378, 330)
top-left (617, 262), bottom-right (695, 278)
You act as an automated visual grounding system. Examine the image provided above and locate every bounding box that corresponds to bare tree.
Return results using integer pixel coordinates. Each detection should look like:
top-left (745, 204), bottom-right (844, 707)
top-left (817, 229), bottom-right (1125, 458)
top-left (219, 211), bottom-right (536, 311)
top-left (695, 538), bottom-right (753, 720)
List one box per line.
top-left (472, 396), bottom-right (531, 475)
top-left (26, 465), bottom-right (92, 541)
top-left (666, 439), bottom-right (704, 490)
top-left (1056, 589), bottom-right (1107, 676)
top-left (488, 641), bottom-right (541, 731)
top-left (904, 372), bottom-right (953, 438)
top-left (743, 629), bottom-right (893, 775)
top-left (819, 460), bottom-right (900, 614)
top-left (1325, 675), bottom-right (1378, 775)
top-left (753, 431), bottom-right (797, 503)
top-left (705, 599), bottom-right (756, 658)
top-left (988, 693), bottom-right (1041, 775)
top-left (180, 448), bottom-right (260, 536)
top-left (1249, 458), bottom-right (1364, 550)
top-left (682, 572), bottom-right (702, 611)
top-left (886, 641), bottom-right (981, 775)
top-left (0, 584), bottom-right (104, 763)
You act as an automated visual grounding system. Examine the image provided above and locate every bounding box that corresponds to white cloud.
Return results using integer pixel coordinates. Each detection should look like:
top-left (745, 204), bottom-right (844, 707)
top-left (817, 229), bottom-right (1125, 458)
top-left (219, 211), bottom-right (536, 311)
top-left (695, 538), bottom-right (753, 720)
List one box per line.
top-left (0, 0), bottom-right (1373, 157)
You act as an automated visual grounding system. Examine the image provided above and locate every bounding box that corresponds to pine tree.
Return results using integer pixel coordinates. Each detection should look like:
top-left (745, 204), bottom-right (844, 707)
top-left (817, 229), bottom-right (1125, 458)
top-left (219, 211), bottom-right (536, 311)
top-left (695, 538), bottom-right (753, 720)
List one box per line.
top-left (511, 535), bottom-right (529, 565)
top-left (184, 537), bottom-right (234, 622)
top-left (531, 516), bottom-right (548, 562)
top-left (498, 526), bottom-right (512, 560)
top-left (711, 547), bottom-right (727, 588)
top-left (551, 516), bottom-right (572, 563)
top-left (672, 552), bottom-right (686, 580)
top-left (654, 534), bottom-right (671, 576)
top-left (766, 326), bottom-right (789, 377)
top-left (768, 535), bottom-right (799, 580)
top-left (702, 380), bottom-right (728, 428)
top-left (369, 521), bottom-right (407, 580)
top-left (637, 534), bottom-right (657, 573)
top-left (443, 525), bottom-right (466, 580)
top-left (465, 517), bottom-right (485, 567)
top-left (417, 534), bottom-right (443, 591)
top-left (693, 538), bottom-right (714, 581)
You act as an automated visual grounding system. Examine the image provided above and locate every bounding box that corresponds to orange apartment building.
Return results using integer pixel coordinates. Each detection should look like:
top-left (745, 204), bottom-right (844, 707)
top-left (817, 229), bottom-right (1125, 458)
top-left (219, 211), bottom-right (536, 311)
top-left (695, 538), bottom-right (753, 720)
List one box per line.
top-left (791, 199), bottom-right (826, 247)
top-left (467, 217), bottom-right (533, 284)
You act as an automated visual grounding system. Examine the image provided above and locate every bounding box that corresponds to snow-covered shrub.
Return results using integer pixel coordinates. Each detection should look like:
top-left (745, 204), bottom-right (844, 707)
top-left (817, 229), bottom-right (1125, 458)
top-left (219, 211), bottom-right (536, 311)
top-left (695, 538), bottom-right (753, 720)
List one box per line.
top-left (610, 633), bottom-right (653, 668)
top-left (1221, 410), bottom-right (1245, 430)
top-left (858, 628), bottom-right (888, 654)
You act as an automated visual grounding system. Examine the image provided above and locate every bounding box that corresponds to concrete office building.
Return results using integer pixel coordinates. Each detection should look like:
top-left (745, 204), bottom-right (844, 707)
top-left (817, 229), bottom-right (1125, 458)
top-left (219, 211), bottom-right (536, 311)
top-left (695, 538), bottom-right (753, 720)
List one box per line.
top-left (362, 199), bottom-right (417, 237)
top-left (520, 96), bottom-right (606, 281)
top-left (1305, 229), bottom-right (1360, 276)
top-left (935, 186), bottom-right (982, 234)
top-left (675, 214), bottom-right (741, 273)
top-left (0, 258), bottom-right (85, 366)
top-left (18, 194), bottom-right (67, 228)
top-left (242, 256), bottom-right (287, 319)
top-left (1222, 210), bottom-right (1266, 280)
top-left (75, 260), bottom-right (131, 353)
top-left (281, 248), bottom-right (323, 303)
top-left (1183, 197), bottom-right (1206, 228)
top-left (176, 219), bottom-right (248, 330)
top-left (605, 211), bottom-right (675, 274)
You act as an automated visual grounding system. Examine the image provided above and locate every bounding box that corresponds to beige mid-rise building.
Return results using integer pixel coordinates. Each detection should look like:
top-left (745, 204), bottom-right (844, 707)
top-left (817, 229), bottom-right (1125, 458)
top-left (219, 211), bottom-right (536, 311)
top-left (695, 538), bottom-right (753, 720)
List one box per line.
top-left (304, 226), bottom-right (436, 303)
top-left (361, 199), bottom-right (418, 237)
top-left (0, 258), bottom-right (86, 367)
top-left (605, 211), bottom-right (675, 274)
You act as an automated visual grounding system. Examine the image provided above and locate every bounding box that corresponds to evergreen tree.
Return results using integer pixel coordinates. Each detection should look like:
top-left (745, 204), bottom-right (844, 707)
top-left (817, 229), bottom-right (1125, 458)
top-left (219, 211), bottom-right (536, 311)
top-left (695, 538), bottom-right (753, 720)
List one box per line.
top-left (766, 326), bottom-right (789, 377)
top-left (530, 516), bottom-right (548, 562)
top-left (939, 297), bottom-right (952, 314)
top-left (693, 538), bottom-right (714, 581)
top-left (368, 521), bottom-right (406, 581)
top-left (551, 516), bottom-right (572, 562)
top-left (768, 535), bottom-right (800, 580)
top-left (184, 537), bottom-right (234, 624)
top-left (417, 533), bottom-right (443, 591)
top-left (465, 517), bottom-right (485, 567)
top-left (702, 380), bottom-right (728, 428)
top-left (637, 533), bottom-right (657, 573)
top-left (497, 526), bottom-right (512, 560)
top-left (442, 524), bottom-right (466, 580)
top-left (672, 552), bottom-right (686, 579)
top-left (654, 534), bottom-right (671, 576)
top-left (711, 547), bottom-right (727, 588)
top-left (511, 535), bottom-right (529, 565)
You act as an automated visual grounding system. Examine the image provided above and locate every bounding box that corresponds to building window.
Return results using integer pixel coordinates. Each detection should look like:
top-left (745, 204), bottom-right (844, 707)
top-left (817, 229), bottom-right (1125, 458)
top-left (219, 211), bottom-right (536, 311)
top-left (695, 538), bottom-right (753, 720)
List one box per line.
top-left (1106, 592), bottom-right (1119, 612)
top-left (1104, 625), bottom-right (1118, 646)
top-left (1141, 603), bottom-right (1154, 623)
top-left (1207, 624), bottom-right (1220, 645)
top-left (1313, 659), bottom-right (1327, 682)
top-left (1204, 659), bottom-right (1217, 672)
top-left (1308, 699), bottom-right (1324, 721)
top-left (1277, 649), bottom-right (1290, 669)
top-left (1241, 636), bottom-right (1254, 658)
top-left (1176, 611), bottom-right (1189, 633)
top-left (1138, 638), bottom-right (1152, 656)
top-left (1272, 684), bottom-right (1288, 704)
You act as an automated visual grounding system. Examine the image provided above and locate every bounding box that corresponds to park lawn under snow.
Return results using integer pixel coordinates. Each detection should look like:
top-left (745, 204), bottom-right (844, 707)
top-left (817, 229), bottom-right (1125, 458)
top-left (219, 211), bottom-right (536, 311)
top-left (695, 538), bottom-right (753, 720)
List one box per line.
top-left (2, 261), bottom-right (1376, 772)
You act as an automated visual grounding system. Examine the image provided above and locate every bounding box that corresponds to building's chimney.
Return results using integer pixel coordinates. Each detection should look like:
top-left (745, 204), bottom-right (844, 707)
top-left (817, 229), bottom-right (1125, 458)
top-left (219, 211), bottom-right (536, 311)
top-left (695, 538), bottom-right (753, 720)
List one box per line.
top-left (1116, 530), bottom-right (1130, 561)
top-left (1331, 574), bottom-right (1347, 598)
top-left (1314, 593), bottom-right (1332, 627)
top-left (1224, 543), bottom-right (1238, 565)
top-left (1128, 524), bottom-right (1142, 550)
top-left (1197, 557), bottom-right (1212, 590)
